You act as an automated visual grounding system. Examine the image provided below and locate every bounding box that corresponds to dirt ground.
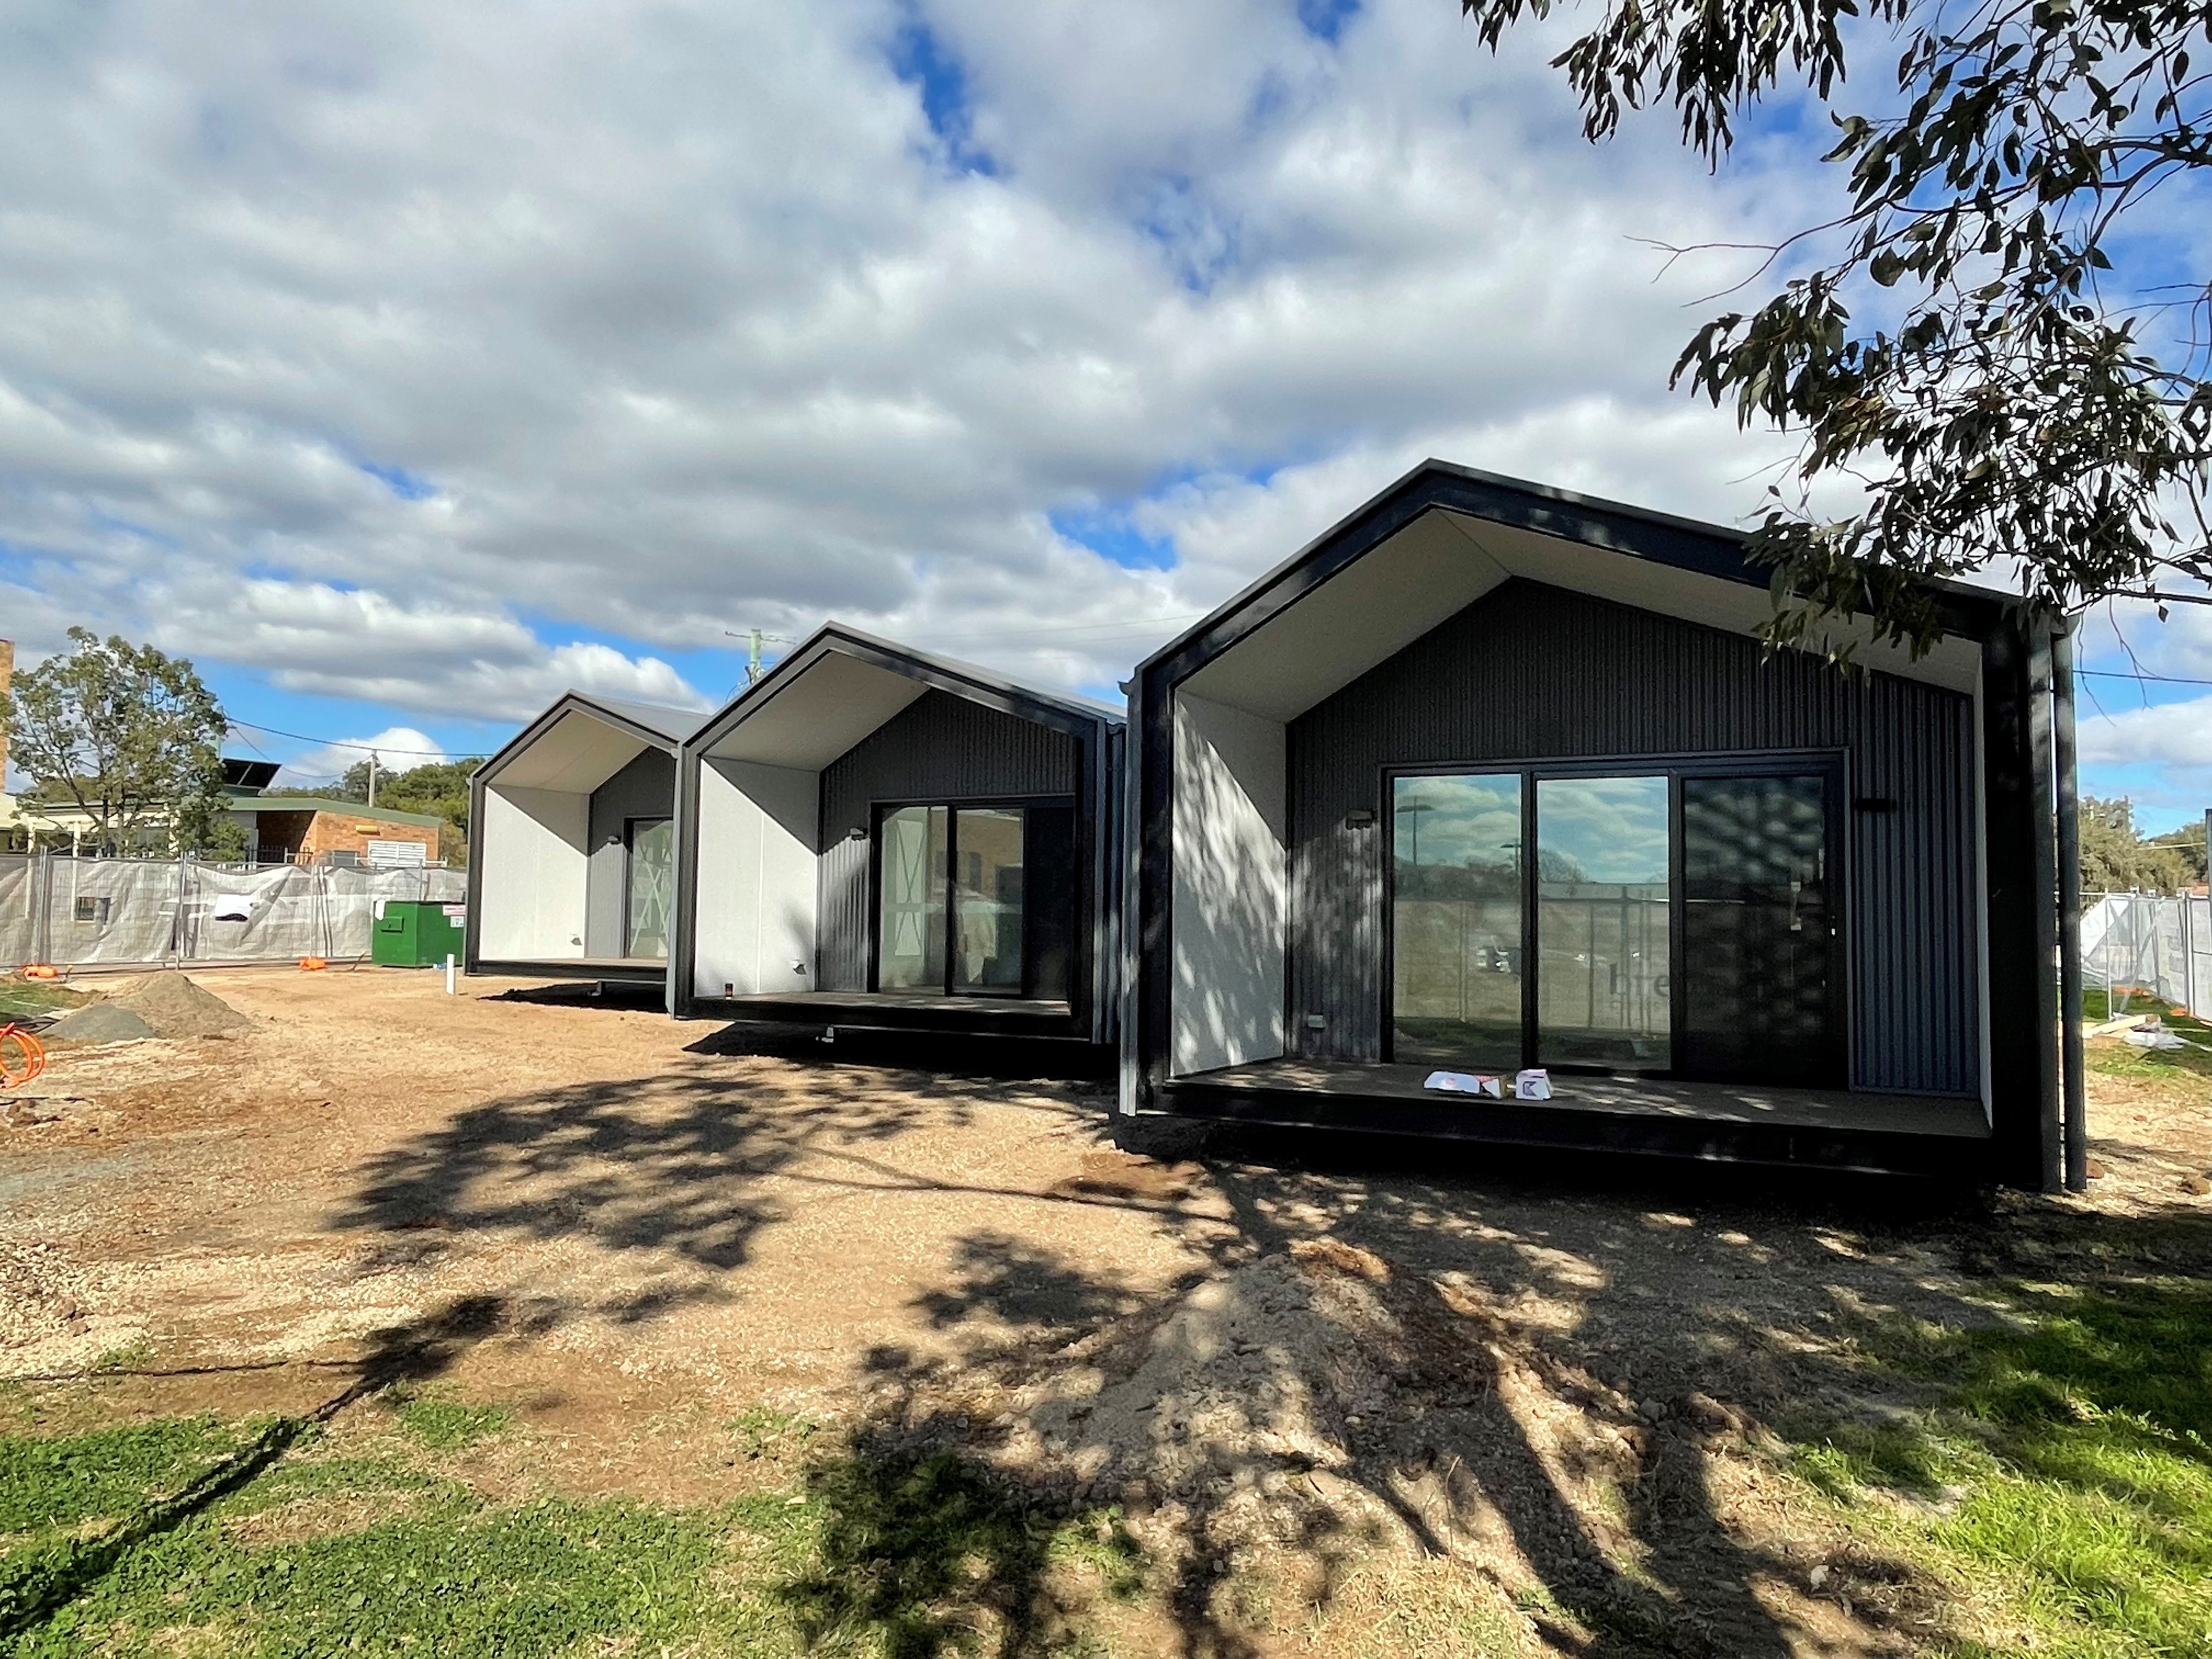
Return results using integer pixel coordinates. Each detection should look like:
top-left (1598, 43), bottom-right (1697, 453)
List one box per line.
top-left (4, 967), bottom-right (2210, 1657)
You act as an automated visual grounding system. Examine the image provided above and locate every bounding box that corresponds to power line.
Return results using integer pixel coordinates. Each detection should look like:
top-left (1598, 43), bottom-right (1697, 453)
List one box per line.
top-left (2076, 668), bottom-right (2212, 689)
top-left (224, 718), bottom-right (455, 759)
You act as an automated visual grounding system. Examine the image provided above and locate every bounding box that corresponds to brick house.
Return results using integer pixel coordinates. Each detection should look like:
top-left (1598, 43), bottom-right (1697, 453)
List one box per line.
top-left (227, 797), bottom-right (443, 865)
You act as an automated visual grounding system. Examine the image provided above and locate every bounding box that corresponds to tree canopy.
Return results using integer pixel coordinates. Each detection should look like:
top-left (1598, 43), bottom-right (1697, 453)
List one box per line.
top-left (0, 629), bottom-right (229, 854)
top-left (1461, 0), bottom-right (2212, 653)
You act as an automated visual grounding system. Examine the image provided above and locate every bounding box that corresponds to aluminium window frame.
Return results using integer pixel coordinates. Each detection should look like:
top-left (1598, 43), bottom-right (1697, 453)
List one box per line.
top-left (864, 792), bottom-right (1076, 1000)
top-left (1377, 748), bottom-right (1852, 1085)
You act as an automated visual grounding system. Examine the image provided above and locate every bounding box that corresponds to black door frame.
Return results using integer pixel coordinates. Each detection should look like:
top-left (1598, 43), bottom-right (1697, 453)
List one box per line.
top-left (1379, 748), bottom-right (1851, 1085)
top-left (865, 794), bottom-right (1073, 999)
top-left (622, 815), bottom-right (674, 961)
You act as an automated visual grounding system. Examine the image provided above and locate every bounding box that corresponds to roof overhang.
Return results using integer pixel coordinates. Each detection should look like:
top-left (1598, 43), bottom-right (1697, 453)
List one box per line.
top-left (476, 695), bottom-right (681, 794)
top-left (691, 624), bottom-right (1120, 770)
top-left (1154, 463), bottom-right (2008, 721)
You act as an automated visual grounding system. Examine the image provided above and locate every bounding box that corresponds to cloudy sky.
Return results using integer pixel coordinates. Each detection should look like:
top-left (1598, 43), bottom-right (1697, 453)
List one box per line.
top-left (0, 0), bottom-right (2202, 816)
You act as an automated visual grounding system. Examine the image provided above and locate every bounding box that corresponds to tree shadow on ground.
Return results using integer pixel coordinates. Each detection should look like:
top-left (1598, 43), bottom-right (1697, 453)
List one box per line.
top-left (0, 1292), bottom-right (527, 1639)
top-left (783, 1123), bottom-right (2212, 1657)
top-left (320, 1053), bottom-right (2212, 1657)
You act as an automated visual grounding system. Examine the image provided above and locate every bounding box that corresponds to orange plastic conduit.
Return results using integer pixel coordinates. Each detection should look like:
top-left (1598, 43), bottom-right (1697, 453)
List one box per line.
top-left (0, 1025), bottom-right (46, 1090)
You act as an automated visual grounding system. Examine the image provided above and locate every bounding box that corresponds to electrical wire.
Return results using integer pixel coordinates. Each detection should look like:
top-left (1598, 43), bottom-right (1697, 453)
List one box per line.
top-left (223, 718), bottom-right (455, 759)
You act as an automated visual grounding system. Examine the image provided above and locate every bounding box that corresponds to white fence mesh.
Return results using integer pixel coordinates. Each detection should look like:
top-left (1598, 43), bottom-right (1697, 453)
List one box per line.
top-left (2081, 893), bottom-right (2212, 1019)
top-left (0, 854), bottom-right (465, 969)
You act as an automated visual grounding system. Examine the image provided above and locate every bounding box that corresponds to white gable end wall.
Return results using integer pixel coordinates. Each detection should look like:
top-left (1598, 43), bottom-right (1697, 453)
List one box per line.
top-left (1171, 692), bottom-right (1286, 1075)
top-left (692, 758), bottom-right (819, 998)
top-left (478, 786), bottom-right (589, 959)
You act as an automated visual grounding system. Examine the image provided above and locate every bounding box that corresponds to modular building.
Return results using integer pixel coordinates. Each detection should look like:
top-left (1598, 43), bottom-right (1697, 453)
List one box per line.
top-left (674, 625), bottom-right (1124, 1054)
top-left (1121, 460), bottom-right (2078, 1184)
top-left (466, 693), bottom-right (709, 990)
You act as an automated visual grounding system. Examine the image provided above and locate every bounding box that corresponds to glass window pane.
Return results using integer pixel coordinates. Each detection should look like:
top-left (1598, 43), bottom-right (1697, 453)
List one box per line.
top-left (952, 807), bottom-right (1025, 993)
top-left (1537, 776), bottom-right (1672, 1070)
top-left (625, 818), bottom-right (674, 960)
top-left (1391, 774), bottom-right (1522, 1069)
top-left (878, 805), bottom-right (947, 990)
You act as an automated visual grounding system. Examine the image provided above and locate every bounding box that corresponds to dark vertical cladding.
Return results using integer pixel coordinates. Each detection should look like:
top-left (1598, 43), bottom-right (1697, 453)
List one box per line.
top-left (1982, 614), bottom-right (2058, 1186)
top-left (583, 747), bottom-right (676, 956)
top-left (1286, 580), bottom-right (1980, 1096)
top-left (815, 689), bottom-right (1081, 991)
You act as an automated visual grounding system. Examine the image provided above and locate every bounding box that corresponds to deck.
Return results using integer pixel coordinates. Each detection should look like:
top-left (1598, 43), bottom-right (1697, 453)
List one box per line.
top-left (1157, 1057), bottom-right (1991, 1176)
top-left (472, 956), bottom-right (670, 985)
top-left (699, 988), bottom-right (1087, 1041)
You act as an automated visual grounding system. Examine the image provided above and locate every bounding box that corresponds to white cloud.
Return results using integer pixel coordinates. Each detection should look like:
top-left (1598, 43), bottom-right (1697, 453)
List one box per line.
top-left (272, 725), bottom-right (447, 788)
top-left (2078, 695), bottom-right (2212, 772)
top-left (0, 0), bottom-right (1850, 719)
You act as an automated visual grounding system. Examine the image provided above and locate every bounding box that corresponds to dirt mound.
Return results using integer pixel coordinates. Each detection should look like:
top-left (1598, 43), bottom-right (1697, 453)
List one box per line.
top-left (1014, 1242), bottom-right (1415, 1516)
top-left (40, 1002), bottom-right (156, 1046)
top-left (101, 970), bottom-right (253, 1039)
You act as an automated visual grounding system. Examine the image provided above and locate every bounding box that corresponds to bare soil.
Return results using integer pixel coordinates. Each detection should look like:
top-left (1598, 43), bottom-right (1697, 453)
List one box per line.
top-left (3, 967), bottom-right (2208, 1657)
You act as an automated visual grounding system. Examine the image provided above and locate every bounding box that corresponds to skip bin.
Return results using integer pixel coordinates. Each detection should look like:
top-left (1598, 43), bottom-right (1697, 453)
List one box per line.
top-left (371, 899), bottom-right (467, 967)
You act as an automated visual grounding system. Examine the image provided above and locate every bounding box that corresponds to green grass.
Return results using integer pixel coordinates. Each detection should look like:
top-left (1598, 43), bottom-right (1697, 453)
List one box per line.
top-left (1789, 1274), bottom-right (2212, 1657)
top-left (2080, 990), bottom-right (2212, 1083)
top-left (390, 1395), bottom-right (509, 1453)
top-left (0, 1412), bottom-right (1146, 1657)
top-left (0, 986), bottom-right (85, 1023)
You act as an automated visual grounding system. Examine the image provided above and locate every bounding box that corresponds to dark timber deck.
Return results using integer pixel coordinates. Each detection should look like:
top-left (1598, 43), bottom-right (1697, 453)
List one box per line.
top-left (1156, 1058), bottom-right (1991, 1176)
top-left (473, 956), bottom-right (669, 985)
top-left (698, 989), bottom-right (1085, 1041)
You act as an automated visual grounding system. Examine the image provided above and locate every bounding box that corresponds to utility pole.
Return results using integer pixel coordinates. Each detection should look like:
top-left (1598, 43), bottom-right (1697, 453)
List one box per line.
top-left (367, 751), bottom-right (379, 808)
top-left (724, 628), bottom-right (792, 690)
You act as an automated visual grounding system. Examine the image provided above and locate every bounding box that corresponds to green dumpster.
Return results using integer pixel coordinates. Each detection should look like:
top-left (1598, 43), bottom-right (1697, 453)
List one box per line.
top-left (371, 899), bottom-right (467, 968)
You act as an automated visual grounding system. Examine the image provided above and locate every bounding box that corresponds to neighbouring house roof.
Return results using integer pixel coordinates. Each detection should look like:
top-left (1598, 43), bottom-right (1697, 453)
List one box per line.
top-left (689, 622), bottom-right (1124, 768)
top-left (230, 797), bottom-right (446, 830)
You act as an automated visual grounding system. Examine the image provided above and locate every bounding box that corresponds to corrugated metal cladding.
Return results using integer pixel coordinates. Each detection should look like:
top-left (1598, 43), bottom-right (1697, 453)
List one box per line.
top-left (1287, 579), bottom-right (1979, 1096)
top-left (816, 690), bottom-right (1081, 991)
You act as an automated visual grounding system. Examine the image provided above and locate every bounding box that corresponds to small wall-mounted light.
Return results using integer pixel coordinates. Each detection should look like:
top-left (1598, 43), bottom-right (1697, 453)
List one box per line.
top-left (847, 825), bottom-right (867, 841)
top-left (1345, 808), bottom-right (1376, 828)
top-left (1304, 1013), bottom-right (1327, 1030)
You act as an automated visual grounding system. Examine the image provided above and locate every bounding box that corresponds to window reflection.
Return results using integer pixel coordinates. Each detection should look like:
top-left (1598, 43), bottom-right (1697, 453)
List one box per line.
top-left (1391, 774), bottom-right (1522, 1069)
top-left (1536, 776), bottom-right (1671, 1070)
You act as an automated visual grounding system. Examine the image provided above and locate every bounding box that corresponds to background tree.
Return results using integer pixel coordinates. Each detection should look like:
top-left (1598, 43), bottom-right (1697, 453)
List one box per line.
top-left (2079, 795), bottom-right (2197, 891)
top-left (1461, 0), bottom-right (2212, 653)
top-left (0, 629), bottom-right (228, 854)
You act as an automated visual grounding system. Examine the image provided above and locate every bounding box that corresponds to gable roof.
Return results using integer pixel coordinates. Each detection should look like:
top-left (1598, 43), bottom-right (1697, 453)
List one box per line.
top-left (689, 623), bottom-right (1122, 769)
top-left (1141, 459), bottom-right (2015, 720)
top-left (474, 691), bottom-right (709, 793)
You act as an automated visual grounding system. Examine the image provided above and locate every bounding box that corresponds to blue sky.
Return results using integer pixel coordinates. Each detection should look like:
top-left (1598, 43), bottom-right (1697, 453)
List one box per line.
top-left (0, 0), bottom-right (2203, 821)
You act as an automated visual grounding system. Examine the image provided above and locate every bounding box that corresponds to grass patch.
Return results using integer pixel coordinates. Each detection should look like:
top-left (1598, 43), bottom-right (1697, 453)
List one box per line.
top-left (0, 1416), bottom-right (1147, 1658)
top-left (0, 986), bottom-right (86, 1023)
top-left (2081, 990), bottom-right (2212, 1084)
top-left (390, 1395), bottom-right (509, 1453)
top-left (1790, 1274), bottom-right (2212, 1656)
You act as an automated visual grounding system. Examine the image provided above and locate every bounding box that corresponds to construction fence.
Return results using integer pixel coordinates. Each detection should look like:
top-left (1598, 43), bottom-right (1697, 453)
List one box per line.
top-left (2083, 892), bottom-right (2212, 1020)
top-left (0, 853), bottom-right (466, 970)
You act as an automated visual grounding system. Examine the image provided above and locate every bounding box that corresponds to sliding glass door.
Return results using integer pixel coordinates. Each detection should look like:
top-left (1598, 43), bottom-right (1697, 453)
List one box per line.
top-left (874, 800), bottom-right (1076, 1000)
top-left (1388, 759), bottom-right (1842, 1086)
top-left (1536, 776), bottom-right (1672, 1071)
top-left (1391, 774), bottom-right (1522, 1069)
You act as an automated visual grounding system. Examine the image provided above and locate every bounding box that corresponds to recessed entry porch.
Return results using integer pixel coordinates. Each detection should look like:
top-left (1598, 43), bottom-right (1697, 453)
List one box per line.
top-left (468, 694), bottom-right (702, 990)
